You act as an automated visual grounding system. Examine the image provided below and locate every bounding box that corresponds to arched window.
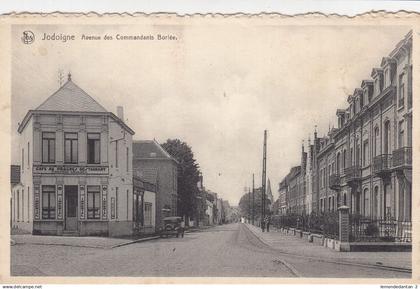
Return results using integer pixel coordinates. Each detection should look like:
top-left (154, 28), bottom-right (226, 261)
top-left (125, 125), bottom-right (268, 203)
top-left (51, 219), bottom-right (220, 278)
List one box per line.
top-left (373, 186), bottom-right (379, 218)
top-left (363, 188), bottom-right (370, 217)
top-left (374, 126), bottom-right (380, 156)
top-left (343, 193), bottom-right (347, 206)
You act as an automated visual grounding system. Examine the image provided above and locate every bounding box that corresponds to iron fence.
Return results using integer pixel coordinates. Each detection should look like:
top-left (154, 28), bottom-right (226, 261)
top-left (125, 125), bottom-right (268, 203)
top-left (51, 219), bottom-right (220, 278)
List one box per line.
top-left (272, 212), bottom-right (339, 239)
top-left (349, 214), bottom-right (412, 243)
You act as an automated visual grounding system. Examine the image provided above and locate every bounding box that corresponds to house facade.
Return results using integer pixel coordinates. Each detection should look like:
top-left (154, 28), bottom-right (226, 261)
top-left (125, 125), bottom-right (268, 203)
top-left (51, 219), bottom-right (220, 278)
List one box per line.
top-left (13, 74), bottom-right (135, 236)
top-left (277, 31), bottom-right (412, 224)
top-left (132, 140), bottom-right (178, 228)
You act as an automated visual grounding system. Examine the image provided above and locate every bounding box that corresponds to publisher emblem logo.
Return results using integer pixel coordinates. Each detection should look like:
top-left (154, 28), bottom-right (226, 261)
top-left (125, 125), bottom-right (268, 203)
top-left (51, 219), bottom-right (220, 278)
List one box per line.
top-left (21, 31), bottom-right (35, 44)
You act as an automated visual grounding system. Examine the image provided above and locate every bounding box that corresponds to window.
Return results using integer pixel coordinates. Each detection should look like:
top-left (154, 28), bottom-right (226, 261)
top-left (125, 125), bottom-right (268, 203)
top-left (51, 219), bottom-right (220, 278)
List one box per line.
top-left (336, 153), bottom-right (341, 174)
top-left (363, 140), bottom-right (369, 166)
top-left (399, 73), bottom-right (405, 108)
top-left (363, 188), bottom-right (370, 217)
top-left (64, 133), bottom-right (78, 163)
top-left (87, 186), bottom-right (100, 219)
top-left (343, 149), bottom-right (347, 169)
top-left (343, 193), bottom-right (347, 206)
top-left (42, 185), bottom-right (56, 219)
top-left (398, 121), bottom-right (404, 148)
top-left (87, 133), bottom-right (100, 164)
top-left (126, 147), bottom-right (129, 172)
top-left (384, 121), bottom-right (391, 154)
top-left (144, 202), bottom-right (152, 226)
top-left (374, 127), bottom-right (380, 156)
top-left (384, 68), bottom-right (389, 87)
top-left (42, 132), bottom-right (56, 163)
top-left (27, 142), bottom-right (30, 167)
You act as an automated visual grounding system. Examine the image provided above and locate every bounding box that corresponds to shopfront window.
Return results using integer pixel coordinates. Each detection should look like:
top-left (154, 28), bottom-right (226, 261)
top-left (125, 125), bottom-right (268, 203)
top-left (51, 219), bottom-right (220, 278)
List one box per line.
top-left (42, 132), bottom-right (56, 163)
top-left (87, 133), bottom-right (100, 164)
top-left (64, 133), bottom-right (78, 163)
top-left (42, 185), bottom-right (56, 219)
top-left (87, 186), bottom-right (100, 219)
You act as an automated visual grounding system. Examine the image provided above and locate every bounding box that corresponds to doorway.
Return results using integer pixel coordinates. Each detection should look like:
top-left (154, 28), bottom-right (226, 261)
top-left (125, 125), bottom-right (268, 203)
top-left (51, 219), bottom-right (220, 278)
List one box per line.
top-left (65, 186), bottom-right (78, 231)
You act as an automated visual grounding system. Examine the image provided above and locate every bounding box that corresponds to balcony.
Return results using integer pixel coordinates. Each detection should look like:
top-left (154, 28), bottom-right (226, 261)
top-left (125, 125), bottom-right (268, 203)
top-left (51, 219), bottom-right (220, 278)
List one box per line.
top-left (344, 166), bottom-right (361, 185)
top-left (329, 174), bottom-right (341, 190)
top-left (373, 154), bottom-right (392, 176)
top-left (392, 147), bottom-right (412, 169)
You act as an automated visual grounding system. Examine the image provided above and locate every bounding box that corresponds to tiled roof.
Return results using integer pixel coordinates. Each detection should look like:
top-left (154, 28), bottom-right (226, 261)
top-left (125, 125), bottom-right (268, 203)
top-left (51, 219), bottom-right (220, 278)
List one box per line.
top-left (10, 165), bottom-right (20, 185)
top-left (36, 79), bottom-right (107, 112)
top-left (132, 140), bottom-right (174, 160)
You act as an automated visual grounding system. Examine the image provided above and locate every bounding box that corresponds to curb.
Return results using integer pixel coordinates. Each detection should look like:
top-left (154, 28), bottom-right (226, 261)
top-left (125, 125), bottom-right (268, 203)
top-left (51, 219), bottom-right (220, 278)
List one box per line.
top-left (110, 236), bottom-right (160, 248)
top-left (243, 223), bottom-right (411, 274)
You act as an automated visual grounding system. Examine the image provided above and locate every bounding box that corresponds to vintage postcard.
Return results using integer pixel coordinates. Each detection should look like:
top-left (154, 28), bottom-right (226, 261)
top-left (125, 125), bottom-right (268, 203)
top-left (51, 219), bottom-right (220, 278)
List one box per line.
top-left (0, 12), bottom-right (418, 284)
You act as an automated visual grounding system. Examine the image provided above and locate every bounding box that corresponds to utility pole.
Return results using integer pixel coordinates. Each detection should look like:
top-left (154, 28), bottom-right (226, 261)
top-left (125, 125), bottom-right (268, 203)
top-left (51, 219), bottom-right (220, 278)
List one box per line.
top-left (261, 130), bottom-right (267, 227)
top-left (252, 173), bottom-right (255, 225)
top-left (248, 187), bottom-right (251, 222)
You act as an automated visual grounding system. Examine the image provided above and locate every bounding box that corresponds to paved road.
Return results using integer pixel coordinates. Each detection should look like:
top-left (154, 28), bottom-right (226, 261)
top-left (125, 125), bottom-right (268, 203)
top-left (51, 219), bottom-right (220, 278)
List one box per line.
top-left (11, 223), bottom-right (411, 278)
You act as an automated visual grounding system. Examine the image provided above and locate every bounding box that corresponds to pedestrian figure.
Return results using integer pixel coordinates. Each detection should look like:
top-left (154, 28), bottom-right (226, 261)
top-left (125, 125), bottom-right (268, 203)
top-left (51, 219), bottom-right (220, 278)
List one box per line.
top-left (261, 219), bottom-right (265, 232)
top-left (266, 217), bottom-right (270, 232)
top-left (180, 217), bottom-right (185, 238)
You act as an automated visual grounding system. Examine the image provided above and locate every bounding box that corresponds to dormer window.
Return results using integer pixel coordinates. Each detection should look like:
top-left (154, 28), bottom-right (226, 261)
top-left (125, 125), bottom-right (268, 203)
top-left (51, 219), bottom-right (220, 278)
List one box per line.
top-left (384, 68), bottom-right (389, 88)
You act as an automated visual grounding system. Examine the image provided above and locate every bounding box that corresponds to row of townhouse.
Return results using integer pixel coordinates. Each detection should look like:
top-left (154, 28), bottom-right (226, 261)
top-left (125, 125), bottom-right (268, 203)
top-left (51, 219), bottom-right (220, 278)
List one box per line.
top-left (11, 73), bottom-right (178, 236)
top-left (278, 31), bottom-right (412, 222)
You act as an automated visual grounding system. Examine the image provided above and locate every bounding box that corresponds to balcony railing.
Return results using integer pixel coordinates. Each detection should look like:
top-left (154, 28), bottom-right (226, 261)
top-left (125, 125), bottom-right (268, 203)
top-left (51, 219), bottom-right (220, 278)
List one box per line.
top-left (344, 166), bottom-right (361, 184)
top-left (328, 174), bottom-right (341, 190)
top-left (373, 154), bottom-right (392, 175)
top-left (392, 147), bottom-right (412, 169)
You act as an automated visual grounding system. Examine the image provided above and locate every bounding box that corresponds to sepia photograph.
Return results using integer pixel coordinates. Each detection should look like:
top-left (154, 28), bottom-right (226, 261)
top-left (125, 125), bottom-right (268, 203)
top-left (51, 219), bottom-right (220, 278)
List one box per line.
top-left (1, 14), bottom-right (416, 282)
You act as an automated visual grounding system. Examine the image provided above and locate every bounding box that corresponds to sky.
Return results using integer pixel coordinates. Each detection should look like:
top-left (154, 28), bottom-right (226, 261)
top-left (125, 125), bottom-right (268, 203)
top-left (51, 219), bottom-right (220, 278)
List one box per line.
top-left (11, 23), bottom-right (409, 206)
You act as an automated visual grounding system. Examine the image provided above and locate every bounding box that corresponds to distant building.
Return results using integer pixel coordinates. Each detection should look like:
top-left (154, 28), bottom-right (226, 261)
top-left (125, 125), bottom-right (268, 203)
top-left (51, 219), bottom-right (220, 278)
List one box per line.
top-left (132, 140), bottom-right (178, 228)
top-left (133, 175), bottom-right (156, 233)
top-left (12, 74), bottom-right (135, 236)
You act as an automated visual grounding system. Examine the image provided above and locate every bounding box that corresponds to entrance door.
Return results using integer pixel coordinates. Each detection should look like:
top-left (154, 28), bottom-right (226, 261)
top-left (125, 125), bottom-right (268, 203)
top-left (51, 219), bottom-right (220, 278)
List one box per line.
top-left (65, 186), bottom-right (78, 231)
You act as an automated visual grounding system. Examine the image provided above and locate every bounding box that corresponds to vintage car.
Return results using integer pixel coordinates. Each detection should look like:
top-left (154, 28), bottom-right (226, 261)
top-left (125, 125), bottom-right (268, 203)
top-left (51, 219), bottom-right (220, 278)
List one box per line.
top-left (160, 216), bottom-right (185, 238)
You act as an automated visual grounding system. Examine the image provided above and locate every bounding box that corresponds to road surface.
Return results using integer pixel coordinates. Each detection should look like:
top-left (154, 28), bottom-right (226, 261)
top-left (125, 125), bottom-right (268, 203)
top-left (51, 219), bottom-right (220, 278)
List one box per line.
top-left (11, 223), bottom-right (410, 277)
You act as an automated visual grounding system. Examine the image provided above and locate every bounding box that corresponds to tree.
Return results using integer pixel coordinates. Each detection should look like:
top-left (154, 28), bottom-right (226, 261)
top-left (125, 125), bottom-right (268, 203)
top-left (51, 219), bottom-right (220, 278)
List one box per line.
top-left (238, 188), bottom-right (271, 220)
top-left (161, 139), bottom-right (201, 221)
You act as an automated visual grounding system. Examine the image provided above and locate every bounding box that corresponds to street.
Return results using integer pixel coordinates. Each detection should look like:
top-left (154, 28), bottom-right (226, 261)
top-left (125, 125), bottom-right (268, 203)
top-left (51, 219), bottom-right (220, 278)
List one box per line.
top-left (11, 223), bottom-right (411, 278)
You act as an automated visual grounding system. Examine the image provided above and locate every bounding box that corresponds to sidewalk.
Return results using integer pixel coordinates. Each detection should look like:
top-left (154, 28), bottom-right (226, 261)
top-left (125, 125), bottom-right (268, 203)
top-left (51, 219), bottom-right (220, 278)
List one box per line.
top-left (244, 223), bottom-right (411, 271)
top-left (12, 234), bottom-right (159, 249)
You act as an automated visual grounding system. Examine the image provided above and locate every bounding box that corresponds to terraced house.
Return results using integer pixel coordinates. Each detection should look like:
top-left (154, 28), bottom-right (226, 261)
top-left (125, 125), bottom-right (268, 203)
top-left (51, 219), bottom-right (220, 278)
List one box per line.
top-left (328, 31), bottom-right (412, 222)
top-left (12, 74), bottom-right (135, 236)
top-left (277, 31), bottom-right (412, 230)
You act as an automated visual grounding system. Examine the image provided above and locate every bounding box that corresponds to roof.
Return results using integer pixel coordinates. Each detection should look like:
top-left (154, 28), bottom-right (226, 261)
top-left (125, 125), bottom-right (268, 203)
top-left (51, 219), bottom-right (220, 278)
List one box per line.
top-left (36, 79), bottom-right (107, 112)
top-left (17, 77), bottom-right (135, 135)
top-left (132, 140), bottom-right (178, 163)
top-left (10, 165), bottom-right (20, 185)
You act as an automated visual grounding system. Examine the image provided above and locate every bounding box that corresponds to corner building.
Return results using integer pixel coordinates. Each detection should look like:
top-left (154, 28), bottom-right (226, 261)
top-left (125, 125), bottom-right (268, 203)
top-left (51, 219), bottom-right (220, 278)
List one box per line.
top-left (15, 75), bottom-right (135, 236)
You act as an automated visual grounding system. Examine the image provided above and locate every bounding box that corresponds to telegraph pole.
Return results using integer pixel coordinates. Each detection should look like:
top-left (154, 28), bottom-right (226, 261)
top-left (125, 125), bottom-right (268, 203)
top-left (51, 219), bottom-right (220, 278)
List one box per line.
top-left (261, 130), bottom-right (267, 227)
top-left (252, 173), bottom-right (255, 225)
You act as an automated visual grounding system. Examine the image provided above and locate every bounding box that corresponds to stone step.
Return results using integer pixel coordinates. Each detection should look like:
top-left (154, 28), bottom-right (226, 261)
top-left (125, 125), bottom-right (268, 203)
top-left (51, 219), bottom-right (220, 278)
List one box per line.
top-left (62, 231), bottom-right (80, 237)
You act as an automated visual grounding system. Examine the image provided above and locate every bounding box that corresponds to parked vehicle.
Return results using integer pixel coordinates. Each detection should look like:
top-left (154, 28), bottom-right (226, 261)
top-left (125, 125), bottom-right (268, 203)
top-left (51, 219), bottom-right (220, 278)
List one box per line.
top-left (160, 216), bottom-right (185, 238)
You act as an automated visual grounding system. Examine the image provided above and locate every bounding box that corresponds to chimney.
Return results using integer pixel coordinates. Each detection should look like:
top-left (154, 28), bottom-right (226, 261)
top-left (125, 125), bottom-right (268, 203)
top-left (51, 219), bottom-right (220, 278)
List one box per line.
top-left (117, 106), bottom-right (124, 121)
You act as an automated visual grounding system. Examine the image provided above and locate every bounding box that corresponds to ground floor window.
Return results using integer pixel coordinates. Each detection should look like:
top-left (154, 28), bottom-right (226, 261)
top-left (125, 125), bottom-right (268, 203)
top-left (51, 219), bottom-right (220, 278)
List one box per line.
top-left (144, 202), bottom-right (152, 226)
top-left (87, 186), bottom-right (100, 219)
top-left (42, 185), bottom-right (56, 219)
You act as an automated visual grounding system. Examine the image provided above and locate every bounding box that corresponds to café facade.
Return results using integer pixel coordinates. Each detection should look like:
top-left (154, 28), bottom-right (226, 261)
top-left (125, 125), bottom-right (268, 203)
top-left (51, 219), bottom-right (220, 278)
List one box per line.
top-left (14, 74), bottom-right (135, 236)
